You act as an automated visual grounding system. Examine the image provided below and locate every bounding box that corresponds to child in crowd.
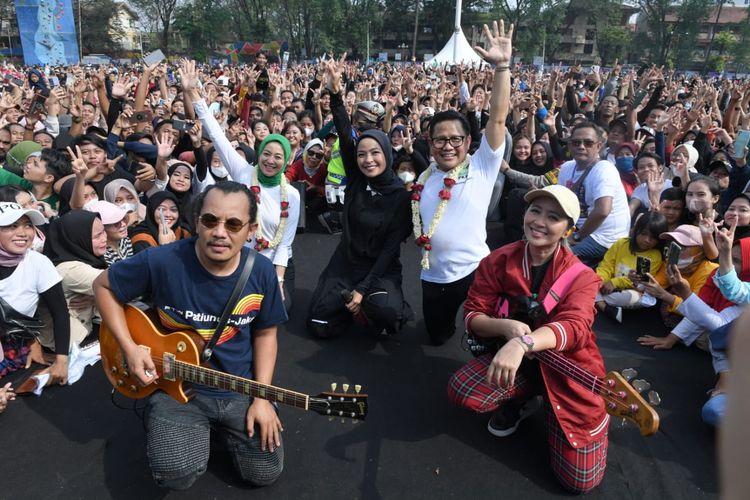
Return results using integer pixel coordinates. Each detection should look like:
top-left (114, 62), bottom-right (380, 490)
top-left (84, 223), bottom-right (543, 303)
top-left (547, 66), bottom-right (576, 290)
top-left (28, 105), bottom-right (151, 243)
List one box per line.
top-left (686, 176), bottom-right (722, 260)
top-left (595, 211), bottom-right (667, 322)
top-left (656, 187), bottom-right (687, 231)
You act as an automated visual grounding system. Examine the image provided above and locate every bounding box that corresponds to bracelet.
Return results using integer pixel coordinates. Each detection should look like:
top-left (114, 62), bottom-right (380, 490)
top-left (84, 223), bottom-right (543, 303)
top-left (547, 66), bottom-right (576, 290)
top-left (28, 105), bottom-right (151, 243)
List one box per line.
top-left (277, 277), bottom-right (285, 283)
top-left (72, 116), bottom-right (82, 123)
top-left (495, 65), bottom-right (510, 72)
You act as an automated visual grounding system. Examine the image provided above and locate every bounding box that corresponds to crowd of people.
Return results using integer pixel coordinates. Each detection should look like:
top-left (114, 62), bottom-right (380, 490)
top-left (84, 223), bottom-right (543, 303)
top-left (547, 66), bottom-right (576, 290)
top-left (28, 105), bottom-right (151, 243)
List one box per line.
top-left (0, 19), bottom-right (748, 493)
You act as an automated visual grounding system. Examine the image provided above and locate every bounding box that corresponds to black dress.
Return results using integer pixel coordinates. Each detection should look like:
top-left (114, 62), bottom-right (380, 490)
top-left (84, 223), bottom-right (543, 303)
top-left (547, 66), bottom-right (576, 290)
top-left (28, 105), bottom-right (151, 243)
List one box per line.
top-left (306, 92), bottom-right (413, 338)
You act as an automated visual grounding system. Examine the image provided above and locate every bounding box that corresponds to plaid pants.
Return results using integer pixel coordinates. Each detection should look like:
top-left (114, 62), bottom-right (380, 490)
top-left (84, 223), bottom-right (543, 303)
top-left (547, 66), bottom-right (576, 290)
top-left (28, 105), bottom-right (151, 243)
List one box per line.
top-left (447, 354), bottom-right (608, 493)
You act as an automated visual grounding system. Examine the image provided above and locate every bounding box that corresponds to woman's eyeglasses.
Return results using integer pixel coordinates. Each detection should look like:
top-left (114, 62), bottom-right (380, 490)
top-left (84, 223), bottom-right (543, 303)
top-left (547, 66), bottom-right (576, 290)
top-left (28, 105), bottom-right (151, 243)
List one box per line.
top-left (307, 151), bottom-right (324, 160)
top-left (198, 213), bottom-right (251, 233)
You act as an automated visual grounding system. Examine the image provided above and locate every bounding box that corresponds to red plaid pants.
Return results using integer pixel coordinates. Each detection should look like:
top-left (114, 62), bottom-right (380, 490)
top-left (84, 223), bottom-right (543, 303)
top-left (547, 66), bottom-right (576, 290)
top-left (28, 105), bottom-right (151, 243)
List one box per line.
top-left (447, 354), bottom-right (608, 493)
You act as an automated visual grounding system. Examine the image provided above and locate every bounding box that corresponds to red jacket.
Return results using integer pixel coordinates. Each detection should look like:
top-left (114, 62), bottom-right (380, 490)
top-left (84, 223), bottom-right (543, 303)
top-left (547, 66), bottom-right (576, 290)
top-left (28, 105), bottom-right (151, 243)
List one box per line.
top-left (285, 159), bottom-right (328, 195)
top-left (464, 241), bottom-right (608, 448)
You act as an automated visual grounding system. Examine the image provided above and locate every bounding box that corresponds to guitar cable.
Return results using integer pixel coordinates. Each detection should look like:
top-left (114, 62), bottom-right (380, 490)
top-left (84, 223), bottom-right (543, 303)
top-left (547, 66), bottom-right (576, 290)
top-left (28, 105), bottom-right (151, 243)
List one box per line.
top-left (109, 388), bottom-right (149, 430)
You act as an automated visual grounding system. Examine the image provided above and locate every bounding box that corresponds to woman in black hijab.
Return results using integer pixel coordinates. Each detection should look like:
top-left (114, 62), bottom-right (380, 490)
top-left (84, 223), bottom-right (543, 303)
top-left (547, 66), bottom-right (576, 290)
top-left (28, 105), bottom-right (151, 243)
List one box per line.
top-left (129, 191), bottom-right (191, 253)
top-left (307, 80), bottom-right (413, 338)
top-left (165, 162), bottom-right (195, 230)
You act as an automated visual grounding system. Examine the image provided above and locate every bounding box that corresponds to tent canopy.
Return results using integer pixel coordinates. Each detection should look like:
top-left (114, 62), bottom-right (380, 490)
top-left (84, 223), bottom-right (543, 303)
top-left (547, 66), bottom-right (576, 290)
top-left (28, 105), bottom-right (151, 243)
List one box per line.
top-left (426, 28), bottom-right (487, 67)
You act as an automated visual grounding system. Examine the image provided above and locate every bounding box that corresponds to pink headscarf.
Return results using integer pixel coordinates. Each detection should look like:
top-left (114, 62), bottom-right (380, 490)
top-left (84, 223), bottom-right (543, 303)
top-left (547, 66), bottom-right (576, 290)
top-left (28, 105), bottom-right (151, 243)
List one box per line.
top-left (0, 240), bottom-right (26, 267)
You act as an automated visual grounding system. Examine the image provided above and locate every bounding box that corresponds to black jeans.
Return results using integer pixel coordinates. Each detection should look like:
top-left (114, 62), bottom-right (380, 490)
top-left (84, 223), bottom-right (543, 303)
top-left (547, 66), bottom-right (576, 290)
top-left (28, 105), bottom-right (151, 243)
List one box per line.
top-left (422, 271), bottom-right (476, 345)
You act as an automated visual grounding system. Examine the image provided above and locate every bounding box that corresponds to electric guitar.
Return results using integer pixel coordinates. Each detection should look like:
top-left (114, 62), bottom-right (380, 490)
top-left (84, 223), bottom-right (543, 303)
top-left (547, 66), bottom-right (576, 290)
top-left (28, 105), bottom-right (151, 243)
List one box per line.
top-left (466, 337), bottom-right (659, 436)
top-left (100, 305), bottom-right (368, 421)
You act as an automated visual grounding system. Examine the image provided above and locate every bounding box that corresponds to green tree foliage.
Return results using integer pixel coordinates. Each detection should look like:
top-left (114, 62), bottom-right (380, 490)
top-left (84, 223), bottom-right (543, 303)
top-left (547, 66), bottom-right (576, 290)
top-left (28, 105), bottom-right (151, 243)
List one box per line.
top-left (131, 0), bottom-right (179, 54)
top-left (78, 0), bottom-right (124, 55)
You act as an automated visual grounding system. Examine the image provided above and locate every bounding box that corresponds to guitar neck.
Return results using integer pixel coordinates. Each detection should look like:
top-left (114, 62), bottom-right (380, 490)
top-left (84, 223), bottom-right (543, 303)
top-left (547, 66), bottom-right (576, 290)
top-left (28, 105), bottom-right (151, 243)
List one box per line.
top-left (534, 350), bottom-right (603, 397)
top-left (169, 358), bottom-right (310, 411)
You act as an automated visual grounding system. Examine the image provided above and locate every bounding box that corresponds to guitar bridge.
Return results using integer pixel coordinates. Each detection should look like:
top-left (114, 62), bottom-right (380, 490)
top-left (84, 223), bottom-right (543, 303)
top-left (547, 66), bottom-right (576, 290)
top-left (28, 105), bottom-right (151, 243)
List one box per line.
top-left (163, 353), bottom-right (176, 381)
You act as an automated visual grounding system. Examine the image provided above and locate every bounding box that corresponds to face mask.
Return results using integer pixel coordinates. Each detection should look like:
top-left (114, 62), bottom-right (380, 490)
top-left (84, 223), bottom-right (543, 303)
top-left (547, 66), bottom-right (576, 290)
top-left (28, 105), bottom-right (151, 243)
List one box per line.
top-left (398, 171), bottom-right (415, 183)
top-left (304, 127), bottom-right (314, 137)
top-left (121, 202), bottom-right (138, 213)
top-left (211, 166), bottom-right (229, 179)
top-left (82, 198), bottom-right (99, 211)
top-left (392, 144), bottom-right (403, 151)
top-left (677, 256), bottom-right (698, 269)
top-left (615, 157), bottom-right (634, 173)
top-left (687, 198), bottom-right (711, 214)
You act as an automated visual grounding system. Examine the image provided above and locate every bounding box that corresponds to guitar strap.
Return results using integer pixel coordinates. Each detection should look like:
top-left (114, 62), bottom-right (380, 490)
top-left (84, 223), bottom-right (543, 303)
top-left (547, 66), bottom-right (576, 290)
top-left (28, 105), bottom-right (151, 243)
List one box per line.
top-left (540, 261), bottom-right (589, 314)
top-left (201, 249), bottom-right (257, 363)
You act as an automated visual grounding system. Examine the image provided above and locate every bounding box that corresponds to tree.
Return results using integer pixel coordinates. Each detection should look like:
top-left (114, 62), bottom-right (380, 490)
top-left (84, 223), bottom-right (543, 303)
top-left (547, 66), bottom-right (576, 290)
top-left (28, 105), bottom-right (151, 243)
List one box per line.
top-left (131, 0), bottom-right (180, 54)
top-left (78, 0), bottom-right (124, 55)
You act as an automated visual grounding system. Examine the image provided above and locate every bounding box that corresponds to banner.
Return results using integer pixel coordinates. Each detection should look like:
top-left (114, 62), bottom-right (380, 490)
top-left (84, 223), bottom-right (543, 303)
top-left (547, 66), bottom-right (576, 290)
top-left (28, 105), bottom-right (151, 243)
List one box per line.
top-left (224, 40), bottom-right (289, 65)
top-left (14, 0), bottom-right (79, 65)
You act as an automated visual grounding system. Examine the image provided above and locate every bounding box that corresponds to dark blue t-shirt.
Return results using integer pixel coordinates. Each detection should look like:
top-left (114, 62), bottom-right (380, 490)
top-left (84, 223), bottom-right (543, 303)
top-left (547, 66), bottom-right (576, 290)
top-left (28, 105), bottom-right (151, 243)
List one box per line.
top-left (108, 237), bottom-right (287, 398)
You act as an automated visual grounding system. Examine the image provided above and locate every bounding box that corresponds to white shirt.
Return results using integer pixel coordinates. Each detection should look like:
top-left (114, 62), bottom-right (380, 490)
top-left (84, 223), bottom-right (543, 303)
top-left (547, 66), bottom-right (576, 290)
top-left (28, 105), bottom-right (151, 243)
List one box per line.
top-left (420, 135), bottom-right (505, 284)
top-left (194, 98), bottom-right (300, 267)
top-left (0, 250), bottom-right (61, 317)
top-left (557, 159), bottom-right (630, 248)
top-left (632, 179), bottom-right (673, 210)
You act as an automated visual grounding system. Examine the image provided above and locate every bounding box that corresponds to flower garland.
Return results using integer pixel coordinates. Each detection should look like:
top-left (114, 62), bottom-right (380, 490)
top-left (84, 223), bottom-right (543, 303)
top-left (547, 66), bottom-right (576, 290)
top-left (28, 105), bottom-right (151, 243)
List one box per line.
top-left (251, 167), bottom-right (289, 251)
top-left (411, 158), bottom-right (468, 270)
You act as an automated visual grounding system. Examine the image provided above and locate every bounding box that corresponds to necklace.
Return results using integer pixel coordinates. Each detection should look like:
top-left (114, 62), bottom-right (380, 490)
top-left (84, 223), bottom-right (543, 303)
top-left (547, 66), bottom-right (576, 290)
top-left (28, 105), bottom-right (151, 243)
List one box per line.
top-left (411, 157), bottom-right (468, 270)
top-left (250, 167), bottom-right (289, 251)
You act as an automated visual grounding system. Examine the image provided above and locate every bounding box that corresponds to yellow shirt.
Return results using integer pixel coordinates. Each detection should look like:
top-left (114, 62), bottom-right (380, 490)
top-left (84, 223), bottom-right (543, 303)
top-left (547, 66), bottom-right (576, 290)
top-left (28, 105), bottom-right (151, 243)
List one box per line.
top-left (654, 259), bottom-right (718, 314)
top-left (595, 238), bottom-right (664, 290)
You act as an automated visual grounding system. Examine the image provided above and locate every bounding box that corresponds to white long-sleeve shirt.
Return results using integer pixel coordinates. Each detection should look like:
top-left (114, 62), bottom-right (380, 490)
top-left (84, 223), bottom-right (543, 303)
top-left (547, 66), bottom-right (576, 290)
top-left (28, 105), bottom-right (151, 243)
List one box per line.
top-left (194, 98), bottom-right (300, 267)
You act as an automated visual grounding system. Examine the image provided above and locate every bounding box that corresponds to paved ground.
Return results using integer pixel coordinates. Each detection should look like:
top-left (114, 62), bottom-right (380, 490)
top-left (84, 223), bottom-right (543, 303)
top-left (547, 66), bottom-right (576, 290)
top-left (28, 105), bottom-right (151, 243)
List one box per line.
top-left (2, 230), bottom-right (720, 499)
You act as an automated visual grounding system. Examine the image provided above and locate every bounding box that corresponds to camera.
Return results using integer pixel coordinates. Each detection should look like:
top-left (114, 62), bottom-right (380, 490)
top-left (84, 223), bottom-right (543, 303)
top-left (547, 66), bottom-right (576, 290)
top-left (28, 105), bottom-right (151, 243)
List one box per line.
top-left (132, 110), bottom-right (153, 123)
top-left (172, 118), bottom-right (195, 132)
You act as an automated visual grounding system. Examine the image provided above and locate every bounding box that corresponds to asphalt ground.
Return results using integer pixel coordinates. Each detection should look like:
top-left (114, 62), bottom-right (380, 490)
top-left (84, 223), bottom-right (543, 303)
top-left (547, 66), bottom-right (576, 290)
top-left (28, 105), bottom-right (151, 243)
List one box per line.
top-left (2, 228), bottom-right (719, 499)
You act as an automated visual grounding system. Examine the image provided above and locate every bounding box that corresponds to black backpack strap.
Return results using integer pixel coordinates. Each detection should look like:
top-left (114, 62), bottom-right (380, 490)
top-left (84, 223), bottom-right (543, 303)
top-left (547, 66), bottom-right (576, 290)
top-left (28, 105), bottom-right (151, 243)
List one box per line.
top-left (201, 249), bottom-right (257, 363)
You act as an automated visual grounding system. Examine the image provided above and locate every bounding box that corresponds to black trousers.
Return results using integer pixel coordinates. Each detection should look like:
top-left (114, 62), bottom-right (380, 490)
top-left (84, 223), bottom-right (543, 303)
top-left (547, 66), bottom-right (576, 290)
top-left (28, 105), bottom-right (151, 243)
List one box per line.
top-left (281, 258), bottom-right (295, 314)
top-left (307, 250), bottom-right (409, 338)
top-left (422, 271), bottom-right (476, 345)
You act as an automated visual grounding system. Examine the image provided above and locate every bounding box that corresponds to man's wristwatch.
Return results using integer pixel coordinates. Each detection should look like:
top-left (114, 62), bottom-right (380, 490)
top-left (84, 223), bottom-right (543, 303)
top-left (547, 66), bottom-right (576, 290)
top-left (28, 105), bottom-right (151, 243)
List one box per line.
top-left (517, 335), bottom-right (534, 353)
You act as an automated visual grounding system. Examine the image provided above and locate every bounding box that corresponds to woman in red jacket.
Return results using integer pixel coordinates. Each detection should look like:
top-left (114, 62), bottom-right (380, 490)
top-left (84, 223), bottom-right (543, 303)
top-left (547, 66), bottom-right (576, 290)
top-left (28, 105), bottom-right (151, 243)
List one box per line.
top-left (447, 185), bottom-right (608, 494)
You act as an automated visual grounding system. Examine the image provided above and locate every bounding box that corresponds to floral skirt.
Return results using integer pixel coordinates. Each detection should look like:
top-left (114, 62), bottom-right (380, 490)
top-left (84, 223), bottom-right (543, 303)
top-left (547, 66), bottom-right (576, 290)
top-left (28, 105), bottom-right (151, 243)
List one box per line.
top-left (0, 337), bottom-right (30, 379)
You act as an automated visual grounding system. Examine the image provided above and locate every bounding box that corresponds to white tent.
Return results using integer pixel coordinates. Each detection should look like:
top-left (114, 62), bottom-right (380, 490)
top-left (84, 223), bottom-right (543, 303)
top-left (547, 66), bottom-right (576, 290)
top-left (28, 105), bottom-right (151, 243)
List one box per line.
top-left (425, 0), bottom-right (487, 67)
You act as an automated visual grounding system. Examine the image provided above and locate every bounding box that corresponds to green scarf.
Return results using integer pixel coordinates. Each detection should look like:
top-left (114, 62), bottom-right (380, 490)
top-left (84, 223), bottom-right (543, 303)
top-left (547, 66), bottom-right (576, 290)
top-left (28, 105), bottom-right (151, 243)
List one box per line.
top-left (256, 134), bottom-right (292, 187)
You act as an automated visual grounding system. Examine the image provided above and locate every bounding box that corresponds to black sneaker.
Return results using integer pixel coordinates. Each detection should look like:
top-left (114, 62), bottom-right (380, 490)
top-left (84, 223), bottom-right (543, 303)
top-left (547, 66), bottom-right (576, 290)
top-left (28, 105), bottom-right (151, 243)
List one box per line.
top-left (487, 396), bottom-right (542, 437)
top-left (603, 305), bottom-right (623, 324)
top-left (318, 212), bottom-right (342, 234)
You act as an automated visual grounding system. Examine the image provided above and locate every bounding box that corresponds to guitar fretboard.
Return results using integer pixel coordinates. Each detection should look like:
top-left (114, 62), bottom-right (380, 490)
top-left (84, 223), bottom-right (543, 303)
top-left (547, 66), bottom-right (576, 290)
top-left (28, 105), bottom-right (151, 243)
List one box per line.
top-left (535, 350), bottom-right (603, 396)
top-left (170, 359), bottom-right (310, 410)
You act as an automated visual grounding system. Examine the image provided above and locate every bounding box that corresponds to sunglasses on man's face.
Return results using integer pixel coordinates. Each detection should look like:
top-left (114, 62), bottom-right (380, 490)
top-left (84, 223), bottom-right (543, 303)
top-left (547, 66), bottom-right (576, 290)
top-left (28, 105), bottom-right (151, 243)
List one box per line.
top-left (198, 213), bottom-right (250, 233)
top-left (570, 139), bottom-right (598, 148)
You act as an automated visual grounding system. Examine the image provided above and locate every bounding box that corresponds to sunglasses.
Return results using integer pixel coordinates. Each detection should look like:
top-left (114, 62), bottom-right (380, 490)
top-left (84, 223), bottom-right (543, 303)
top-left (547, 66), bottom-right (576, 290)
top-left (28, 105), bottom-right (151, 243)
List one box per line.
top-left (198, 213), bottom-right (251, 233)
top-left (307, 151), bottom-right (324, 160)
top-left (570, 139), bottom-right (598, 148)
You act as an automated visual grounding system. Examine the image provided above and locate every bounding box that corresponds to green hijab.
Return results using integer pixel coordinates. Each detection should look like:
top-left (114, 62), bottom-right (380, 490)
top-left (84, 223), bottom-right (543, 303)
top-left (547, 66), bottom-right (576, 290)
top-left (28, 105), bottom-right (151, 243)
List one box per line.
top-left (256, 134), bottom-right (292, 187)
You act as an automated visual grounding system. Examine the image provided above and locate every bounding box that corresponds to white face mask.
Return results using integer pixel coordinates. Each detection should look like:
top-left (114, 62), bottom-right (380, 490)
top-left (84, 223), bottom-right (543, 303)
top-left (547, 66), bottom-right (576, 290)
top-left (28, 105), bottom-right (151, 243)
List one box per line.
top-left (687, 198), bottom-right (711, 214)
top-left (304, 127), bottom-right (314, 137)
top-left (398, 171), bottom-right (415, 183)
top-left (120, 202), bottom-right (139, 214)
top-left (678, 256), bottom-right (697, 269)
top-left (392, 144), bottom-right (403, 151)
top-left (82, 198), bottom-right (99, 211)
top-left (211, 166), bottom-right (229, 179)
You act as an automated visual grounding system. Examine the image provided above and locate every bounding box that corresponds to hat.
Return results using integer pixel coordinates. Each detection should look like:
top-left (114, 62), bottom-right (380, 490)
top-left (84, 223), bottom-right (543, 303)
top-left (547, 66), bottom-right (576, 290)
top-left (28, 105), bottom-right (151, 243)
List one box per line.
top-left (0, 201), bottom-right (47, 226)
top-left (5, 141), bottom-right (43, 176)
top-left (615, 142), bottom-right (638, 156)
top-left (356, 101), bottom-right (385, 123)
top-left (390, 124), bottom-right (406, 136)
top-left (85, 200), bottom-right (129, 224)
top-left (660, 224), bottom-right (702, 247)
top-left (524, 185), bottom-right (581, 225)
top-left (708, 159), bottom-right (732, 175)
top-left (421, 106), bottom-right (436, 117)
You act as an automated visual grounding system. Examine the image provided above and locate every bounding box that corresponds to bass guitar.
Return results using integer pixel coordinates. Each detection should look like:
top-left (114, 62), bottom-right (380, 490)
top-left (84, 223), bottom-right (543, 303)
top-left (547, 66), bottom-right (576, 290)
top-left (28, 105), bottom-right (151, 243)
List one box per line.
top-left (466, 336), bottom-right (659, 436)
top-left (100, 305), bottom-right (368, 421)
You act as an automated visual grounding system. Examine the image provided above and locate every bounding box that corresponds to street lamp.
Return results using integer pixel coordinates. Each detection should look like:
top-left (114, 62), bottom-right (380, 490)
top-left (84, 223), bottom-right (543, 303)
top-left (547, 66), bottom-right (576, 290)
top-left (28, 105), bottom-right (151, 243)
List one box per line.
top-left (398, 42), bottom-right (408, 62)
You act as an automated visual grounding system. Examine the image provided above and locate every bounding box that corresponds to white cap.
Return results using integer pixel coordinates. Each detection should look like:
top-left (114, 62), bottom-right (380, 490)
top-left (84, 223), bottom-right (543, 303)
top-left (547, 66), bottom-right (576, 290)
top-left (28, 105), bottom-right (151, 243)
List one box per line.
top-left (0, 201), bottom-right (47, 226)
top-left (524, 185), bottom-right (581, 226)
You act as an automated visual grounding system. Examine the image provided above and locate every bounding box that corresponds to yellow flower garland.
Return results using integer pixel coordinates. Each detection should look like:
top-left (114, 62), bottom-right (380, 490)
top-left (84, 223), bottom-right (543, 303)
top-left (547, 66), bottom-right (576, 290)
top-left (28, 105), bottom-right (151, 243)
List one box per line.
top-left (411, 158), bottom-right (468, 270)
top-left (251, 167), bottom-right (289, 251)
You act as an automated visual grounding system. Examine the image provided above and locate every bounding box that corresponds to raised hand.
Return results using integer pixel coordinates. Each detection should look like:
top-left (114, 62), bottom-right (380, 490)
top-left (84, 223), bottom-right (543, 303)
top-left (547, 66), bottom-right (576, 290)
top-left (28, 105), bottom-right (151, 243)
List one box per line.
top-left (155, 130), bottom-right (176, 159)
top-left (178, 59), bottom-right (199, 92)
top-left (188, 120), bottom-right (203, 147)
top-left (111, 74), bottom-right (134, 99)
top-left (323, 53), bottom-right (347, 95)
top-left (716, 218), bottom-right (737, 256)
top-left (67, 145), bottom-right (89, 178)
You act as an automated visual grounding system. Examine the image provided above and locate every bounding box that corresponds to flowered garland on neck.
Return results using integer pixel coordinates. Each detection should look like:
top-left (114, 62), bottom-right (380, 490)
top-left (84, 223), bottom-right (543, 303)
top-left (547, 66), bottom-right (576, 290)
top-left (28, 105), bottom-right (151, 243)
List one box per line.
top-left (250, 167), bottom-right (289, 251)
top-left (411, 157), bottom-right (468, 270)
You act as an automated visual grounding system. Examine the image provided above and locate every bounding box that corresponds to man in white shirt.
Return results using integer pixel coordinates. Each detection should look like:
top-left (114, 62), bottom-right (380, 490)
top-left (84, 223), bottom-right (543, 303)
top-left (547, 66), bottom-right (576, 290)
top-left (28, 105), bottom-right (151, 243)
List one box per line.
top-left (557, 123), bottom-right (630, 266)
top-left (416, 21), bottom-right (511, 345)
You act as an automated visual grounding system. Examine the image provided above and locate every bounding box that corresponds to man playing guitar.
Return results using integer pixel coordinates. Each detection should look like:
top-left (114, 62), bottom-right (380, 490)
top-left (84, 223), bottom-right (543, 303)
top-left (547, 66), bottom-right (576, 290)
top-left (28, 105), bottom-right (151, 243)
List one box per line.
top-left (94, 181), bottom-right (287, 490)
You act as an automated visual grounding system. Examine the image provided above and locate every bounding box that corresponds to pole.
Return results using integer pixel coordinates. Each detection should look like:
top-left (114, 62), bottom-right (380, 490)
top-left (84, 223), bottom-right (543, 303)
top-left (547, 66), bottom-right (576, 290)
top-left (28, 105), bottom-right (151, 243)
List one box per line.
top-left (453, 0), bottom-right (462, 62)
top-left (366, 21), bottom-right (370, 65)
top-left (77, 0), bottom-right (82, 62)
top-left (411, 0), bottom-right (419, 61)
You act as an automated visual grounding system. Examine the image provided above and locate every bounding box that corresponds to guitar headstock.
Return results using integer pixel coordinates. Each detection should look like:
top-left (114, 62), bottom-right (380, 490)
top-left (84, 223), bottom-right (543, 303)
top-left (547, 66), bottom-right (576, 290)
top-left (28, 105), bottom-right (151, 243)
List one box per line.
top-left (309, 383), bottom-right (368, 421)
top-left (603, 371), bottom-right (659, 436)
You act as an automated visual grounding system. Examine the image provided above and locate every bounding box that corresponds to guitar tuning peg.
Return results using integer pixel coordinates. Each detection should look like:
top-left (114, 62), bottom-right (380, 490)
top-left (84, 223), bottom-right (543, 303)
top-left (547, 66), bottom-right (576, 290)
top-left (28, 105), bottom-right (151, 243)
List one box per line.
top-left (632, 379), bottom-right (651, 393)
top-left (621, 368), bottom-right (637, 381)
top-left (648, 390), bottom-right (662, 406)
top-left (330, 382), bottom-right (337, 392)
top-left (342, 383), bottom-right (350, 393)
top-left (355, 384), bottom-right (362, 394)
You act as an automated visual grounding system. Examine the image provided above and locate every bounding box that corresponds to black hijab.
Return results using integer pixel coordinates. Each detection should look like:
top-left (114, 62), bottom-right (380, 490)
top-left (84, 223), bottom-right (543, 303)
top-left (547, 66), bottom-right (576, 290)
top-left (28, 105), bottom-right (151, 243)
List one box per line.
top-left (357, 130), bottom-right (403, 194)
top-left (44, 210), bottom-right (107, 269)
top-left (129, 191), bottom-right (183, 241)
